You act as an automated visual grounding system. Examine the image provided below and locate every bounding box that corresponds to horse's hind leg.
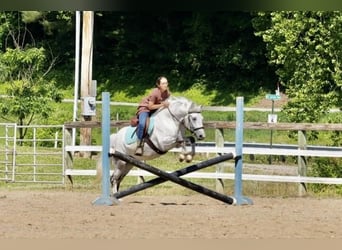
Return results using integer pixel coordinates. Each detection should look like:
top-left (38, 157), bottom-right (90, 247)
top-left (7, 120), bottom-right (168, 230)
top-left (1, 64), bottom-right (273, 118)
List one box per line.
top-left (110, 159), bottom-right (133, 194)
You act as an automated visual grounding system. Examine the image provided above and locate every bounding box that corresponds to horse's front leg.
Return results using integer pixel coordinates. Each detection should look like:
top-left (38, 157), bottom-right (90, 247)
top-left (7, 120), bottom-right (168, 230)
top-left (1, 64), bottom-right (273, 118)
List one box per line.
top-left (178, 136), bottom-right (196, 163)
top-left (178, 142), bottom-right (190, 162)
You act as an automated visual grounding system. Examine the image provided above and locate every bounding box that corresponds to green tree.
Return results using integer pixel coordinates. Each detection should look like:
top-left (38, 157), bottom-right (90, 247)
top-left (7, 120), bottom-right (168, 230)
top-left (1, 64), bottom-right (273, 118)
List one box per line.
top-left (20, 11), bottom-right (75, 88)
top-left (93, 12), bottom-right (276, 104)
top-left (254, 11), bottom-right (342, 123)
top-left (0, 11), bottom-right (63, 140)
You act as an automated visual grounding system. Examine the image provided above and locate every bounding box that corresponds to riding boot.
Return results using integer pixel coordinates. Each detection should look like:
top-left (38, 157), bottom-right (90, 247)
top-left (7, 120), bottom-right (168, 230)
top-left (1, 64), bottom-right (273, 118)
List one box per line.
top-left (135, 139), bottom-right (144, 156)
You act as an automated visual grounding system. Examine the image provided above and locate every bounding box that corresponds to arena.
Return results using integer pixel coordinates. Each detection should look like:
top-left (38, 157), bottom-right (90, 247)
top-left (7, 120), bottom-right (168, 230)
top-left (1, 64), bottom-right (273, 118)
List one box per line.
top-left (1, 190), bottom-right (341, 239)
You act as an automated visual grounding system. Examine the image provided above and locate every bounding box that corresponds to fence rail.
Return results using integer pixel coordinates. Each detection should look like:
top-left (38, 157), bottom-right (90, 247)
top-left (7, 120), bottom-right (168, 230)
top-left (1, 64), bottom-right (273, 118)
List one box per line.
top-left (65, 142), bottom-right (342, 158)
top-left (62, 99), bottom-right (341, 113)
top-left (64, 119), bottom-right (342, 189)
top-left (64, 120), bottom-right (342, 131)
top-left (1, 118), bottom-right (342, 190)
top-left (64, 119), bottom-right (342, 192)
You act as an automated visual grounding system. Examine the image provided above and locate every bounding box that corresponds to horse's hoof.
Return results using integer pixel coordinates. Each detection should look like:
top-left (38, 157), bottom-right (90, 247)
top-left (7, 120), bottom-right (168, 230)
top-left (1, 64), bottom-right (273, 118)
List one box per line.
top-left (185, 154), bottom-right (193, 163)
top-left (179, 154), bottom-right (185, 162)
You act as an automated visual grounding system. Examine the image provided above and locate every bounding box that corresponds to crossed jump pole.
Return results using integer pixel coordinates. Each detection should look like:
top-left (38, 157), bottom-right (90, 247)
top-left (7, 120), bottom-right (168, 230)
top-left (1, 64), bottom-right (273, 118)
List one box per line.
top-left (93, 93), bottom-right (252, 206)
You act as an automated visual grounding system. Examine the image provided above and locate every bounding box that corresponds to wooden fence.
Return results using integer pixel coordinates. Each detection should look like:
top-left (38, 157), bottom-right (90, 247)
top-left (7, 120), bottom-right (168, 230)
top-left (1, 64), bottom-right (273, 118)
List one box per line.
top-left (64, 120), bottom-right (342, 196)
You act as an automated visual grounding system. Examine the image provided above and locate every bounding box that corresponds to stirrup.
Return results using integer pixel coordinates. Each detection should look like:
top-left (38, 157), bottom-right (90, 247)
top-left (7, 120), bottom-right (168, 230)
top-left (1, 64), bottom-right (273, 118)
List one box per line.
top-left (135, 146), bottom-right (143, 156)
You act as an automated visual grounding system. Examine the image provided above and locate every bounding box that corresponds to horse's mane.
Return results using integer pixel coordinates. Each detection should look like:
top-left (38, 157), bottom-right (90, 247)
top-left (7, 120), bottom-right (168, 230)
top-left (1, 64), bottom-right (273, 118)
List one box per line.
top-left (152, 96), bottom-right (190, 116)
top-left (167, 96), bottom-right (202, 113)
top-left (167, 95), bottom-right (191, 103)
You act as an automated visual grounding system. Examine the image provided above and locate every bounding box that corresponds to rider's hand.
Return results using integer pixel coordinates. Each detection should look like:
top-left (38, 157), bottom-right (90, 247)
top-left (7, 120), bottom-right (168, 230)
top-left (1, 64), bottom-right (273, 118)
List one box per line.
top-left (162, 101), bottom-right (169, 108)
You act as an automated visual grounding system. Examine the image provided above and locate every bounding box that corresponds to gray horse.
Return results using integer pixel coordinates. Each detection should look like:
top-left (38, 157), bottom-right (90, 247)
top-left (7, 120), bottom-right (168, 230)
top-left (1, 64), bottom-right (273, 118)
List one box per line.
top-left (97, 96), bottom-right (206, 195)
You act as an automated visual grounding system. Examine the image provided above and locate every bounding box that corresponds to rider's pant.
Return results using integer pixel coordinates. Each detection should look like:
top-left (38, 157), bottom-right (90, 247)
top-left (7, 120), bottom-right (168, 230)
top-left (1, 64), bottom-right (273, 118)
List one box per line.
top-left (137, 111), bottom-right (149, 140)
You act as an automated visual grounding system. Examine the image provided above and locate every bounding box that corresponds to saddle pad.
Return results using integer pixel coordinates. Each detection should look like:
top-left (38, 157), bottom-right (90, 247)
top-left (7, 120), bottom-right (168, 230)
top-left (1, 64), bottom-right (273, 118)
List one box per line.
top-left (125, 117), bottom-right (155, 145)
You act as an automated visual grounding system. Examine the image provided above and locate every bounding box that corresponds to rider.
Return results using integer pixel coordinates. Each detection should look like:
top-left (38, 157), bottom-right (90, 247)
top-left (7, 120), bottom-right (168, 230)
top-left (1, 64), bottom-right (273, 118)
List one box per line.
top-left (135, 76), bottom-right (171, 156)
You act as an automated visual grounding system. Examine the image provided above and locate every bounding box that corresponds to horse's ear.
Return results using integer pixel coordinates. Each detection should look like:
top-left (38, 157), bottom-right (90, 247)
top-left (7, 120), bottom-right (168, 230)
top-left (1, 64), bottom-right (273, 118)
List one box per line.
top-left (189, 103), bottom-right (202, 113)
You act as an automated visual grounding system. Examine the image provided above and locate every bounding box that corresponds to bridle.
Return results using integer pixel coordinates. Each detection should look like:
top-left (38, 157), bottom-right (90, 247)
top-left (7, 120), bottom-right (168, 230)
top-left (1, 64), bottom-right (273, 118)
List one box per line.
top-left (167, 107), bottom-right (204, 134)
top-left (183, 112), bottom-right (205, 134)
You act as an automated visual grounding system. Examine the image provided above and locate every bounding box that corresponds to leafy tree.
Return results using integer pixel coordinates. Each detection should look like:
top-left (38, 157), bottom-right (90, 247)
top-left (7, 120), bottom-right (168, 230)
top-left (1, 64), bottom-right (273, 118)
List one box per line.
top-left (20, 11), bottom-right (75, 88)
top-left (0, 11), bottom-right (63, 140)
top-left (93, 12), bottom-right (277, 104)
top-left (254, 11), bottom-right (342, 123)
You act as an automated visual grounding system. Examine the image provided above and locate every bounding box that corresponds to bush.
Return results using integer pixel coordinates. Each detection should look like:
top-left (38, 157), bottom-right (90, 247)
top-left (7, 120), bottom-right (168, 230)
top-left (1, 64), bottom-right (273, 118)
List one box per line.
top-left (309, 158), bottom-right (342, 195)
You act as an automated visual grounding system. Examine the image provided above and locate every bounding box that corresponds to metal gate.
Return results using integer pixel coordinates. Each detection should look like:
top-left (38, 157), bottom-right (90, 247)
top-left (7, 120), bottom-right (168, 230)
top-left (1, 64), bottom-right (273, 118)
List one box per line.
top-left (0, 124), bottom-right (65, 184)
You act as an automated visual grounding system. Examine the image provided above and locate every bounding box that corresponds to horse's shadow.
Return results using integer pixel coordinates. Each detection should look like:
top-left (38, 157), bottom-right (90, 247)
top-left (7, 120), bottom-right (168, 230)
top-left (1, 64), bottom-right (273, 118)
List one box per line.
top-left (128, 200), bottom-right (204, 206)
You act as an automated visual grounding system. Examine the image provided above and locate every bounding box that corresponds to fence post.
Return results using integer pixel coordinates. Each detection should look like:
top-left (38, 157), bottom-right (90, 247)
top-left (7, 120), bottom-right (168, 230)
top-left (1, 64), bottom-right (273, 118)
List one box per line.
top-left (215, 128), bottom-right (225, 193)
top-left (298, 130), bottom-right (307, 196)
top-left (64, 128), bottom-right (73, 181)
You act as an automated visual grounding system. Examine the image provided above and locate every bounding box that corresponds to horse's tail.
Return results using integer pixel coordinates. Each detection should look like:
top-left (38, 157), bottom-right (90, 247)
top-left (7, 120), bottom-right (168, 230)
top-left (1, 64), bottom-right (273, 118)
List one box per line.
top-left (95, 154), bottom-right (103, 182)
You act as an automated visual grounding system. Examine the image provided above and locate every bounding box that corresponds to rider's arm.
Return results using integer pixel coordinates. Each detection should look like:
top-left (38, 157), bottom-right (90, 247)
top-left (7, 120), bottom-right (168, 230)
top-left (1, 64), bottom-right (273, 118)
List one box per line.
top-left (147, 101), bottom-right (169, 110)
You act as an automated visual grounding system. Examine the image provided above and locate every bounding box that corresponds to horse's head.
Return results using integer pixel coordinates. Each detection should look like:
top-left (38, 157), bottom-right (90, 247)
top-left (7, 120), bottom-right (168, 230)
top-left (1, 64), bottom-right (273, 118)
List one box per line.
top-left (184, 103), bottom-right (206, 140)
top-left (168, 96), bottom-right (206, 140)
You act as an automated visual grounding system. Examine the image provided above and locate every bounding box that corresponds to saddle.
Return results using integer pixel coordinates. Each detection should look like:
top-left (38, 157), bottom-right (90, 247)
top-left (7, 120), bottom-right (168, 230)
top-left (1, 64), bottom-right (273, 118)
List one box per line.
top-left (126, 114), bottom-right (167, 155)
top-left (125, 117), bottom-right (154, 145)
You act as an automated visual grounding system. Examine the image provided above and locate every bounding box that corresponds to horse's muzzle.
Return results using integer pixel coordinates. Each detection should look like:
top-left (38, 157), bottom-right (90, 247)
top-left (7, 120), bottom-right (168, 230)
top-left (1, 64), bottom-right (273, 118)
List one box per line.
top-left (197, 134), bottom-right (205, 140)
top-left (194, 130), bottom-right (205, 140)
top-left (192, 126), bottom-right (205, 140)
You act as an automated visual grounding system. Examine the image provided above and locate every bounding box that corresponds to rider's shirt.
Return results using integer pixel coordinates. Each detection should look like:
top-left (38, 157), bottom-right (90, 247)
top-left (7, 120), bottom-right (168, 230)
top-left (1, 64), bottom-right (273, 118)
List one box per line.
top-left (136, 88), bottom-right (170, 115)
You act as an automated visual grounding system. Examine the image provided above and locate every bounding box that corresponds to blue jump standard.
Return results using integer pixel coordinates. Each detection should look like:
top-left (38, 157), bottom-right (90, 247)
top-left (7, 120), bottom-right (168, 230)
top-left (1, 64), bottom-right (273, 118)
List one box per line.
top-left (233, 97), bottom-right (253, 205)
top-left (92, 92), bottom-right (120, 206)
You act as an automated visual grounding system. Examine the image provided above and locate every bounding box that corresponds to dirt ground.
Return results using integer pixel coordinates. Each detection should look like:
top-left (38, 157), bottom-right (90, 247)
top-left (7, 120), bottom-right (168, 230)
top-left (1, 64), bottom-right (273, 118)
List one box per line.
top-left (0, 190), bottom-right (342, 239)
